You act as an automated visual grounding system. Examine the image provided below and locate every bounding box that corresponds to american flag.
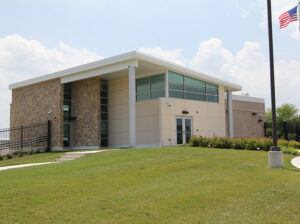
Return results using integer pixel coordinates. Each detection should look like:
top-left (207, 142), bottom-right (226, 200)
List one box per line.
top-left (279, 6), bottom-right (298, 29)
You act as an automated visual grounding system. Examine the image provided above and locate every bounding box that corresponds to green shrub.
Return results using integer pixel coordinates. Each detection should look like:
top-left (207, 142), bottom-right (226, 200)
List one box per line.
top-left (0, 155), bottom-right (3, 161)
top-left (18, 152), bottom-right (23, 157)
top-left (233, 138), bottom-right (246, 150)
top-left (29, 151), bottom-right (35, 155)
top-left (257, 138), bottom-right (273, 151)
top-left (281, 146), bottom-right (299, 155)
top-left (6, 154), bottom-right (13, 159)
top-left (189, 136), bottom-right (300, 155)
top-left (245, 138), bottom-right (258, 150)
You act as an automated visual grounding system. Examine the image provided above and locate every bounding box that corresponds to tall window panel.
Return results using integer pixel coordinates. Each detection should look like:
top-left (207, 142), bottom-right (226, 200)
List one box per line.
top-left (63, 83), bottom-right (72, 147)
top-left (136, 74), bottom-right (165, 102)
top-left (100, 80), bottom-right (108, 147)
top-left (168, 71), bottom-right (219, 103)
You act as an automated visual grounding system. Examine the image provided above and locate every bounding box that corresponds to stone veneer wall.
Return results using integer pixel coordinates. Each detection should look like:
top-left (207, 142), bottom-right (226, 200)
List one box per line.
top-left (10, 79), bottom-right (63, 149)
top-left (71, 78), bottom-right (101, 147)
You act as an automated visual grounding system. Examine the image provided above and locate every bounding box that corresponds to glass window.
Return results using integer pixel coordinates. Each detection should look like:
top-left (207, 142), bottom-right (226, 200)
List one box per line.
top-left (136, 74), bottom-right (165, 102)
top-left (151, 91), bottom-right (165, 99)
top-left (168, 71), bottom-right (219, 103)
top-left (169, 82), bottom-right (184, 91)
top-left (168, 71), bottom-right (184, 83)
top-left (137, 84), bottom-right (150, 93)
top-left (206, 88), bottom-right (218, 95)
top-left (151, 82), bottom-right (165, 92)
top-left (184, 76), bottom-right (205, 87)
top-left (137, 93), bottom-right (150, 101)
top-left (185, 85), bottom-right (205, 94)
top-left (150, 74), bottom-right (164, 83)
top-left (186, 92), bottom-right (206, 101)
top-left (206, 83), bottom-right (218, 89)
top-left (207, 95), bottom-right (219, 102)
top-left (169, 90), bottom-right (184, 99)
top-left (136, 77), bottom-right (149, 86)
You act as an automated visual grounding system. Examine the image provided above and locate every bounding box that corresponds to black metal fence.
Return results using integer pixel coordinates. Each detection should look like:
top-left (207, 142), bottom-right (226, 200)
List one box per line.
top-left (264, 121), bottom-right (300, 141)
top-left (0, 121), bottom-right (51, 156)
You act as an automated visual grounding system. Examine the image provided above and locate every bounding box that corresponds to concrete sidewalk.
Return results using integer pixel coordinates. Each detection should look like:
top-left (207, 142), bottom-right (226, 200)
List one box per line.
top-left (0, 150), bottom-right (106, 172)
top-left (291, 150), bottom-right (300, 168)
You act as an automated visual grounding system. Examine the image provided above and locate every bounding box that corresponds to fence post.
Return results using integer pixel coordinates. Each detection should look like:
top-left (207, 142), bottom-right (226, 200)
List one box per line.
top-left (264, 122), bottom-right (267, 137)
top-left (283, 121), bottom-right (288, 140)
top-left (20, 126), bottom-right (23, 152)
top-left (47, 120), bottom-right (51, 151)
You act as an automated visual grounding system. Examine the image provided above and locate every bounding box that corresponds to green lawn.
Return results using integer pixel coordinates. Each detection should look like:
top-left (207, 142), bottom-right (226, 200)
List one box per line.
top-left (0, 147), bottom-right (299, 224)
top-left (0, 152), bottom-right (64, 167)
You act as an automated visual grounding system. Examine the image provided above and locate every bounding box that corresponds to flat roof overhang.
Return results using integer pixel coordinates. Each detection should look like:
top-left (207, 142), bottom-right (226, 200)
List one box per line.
top-left (9, 51), bottom-right (242, 92)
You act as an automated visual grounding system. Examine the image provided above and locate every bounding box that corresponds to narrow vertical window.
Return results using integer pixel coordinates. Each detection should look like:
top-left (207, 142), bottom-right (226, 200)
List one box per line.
top-left (63, 83), bottom-right (72, 147)
top-left (100, 80), bottom-right (108, 147)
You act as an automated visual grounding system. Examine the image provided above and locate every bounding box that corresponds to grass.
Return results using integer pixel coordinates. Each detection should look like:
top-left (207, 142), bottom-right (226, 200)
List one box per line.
top-left (0, 152), bottom-right (64, 167)
top-left (0, 147), bottom-right (299, 224)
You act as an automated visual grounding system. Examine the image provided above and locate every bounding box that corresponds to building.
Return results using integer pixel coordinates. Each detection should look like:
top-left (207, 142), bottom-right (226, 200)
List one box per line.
top-left (9, 51), bottom-right (264, 150)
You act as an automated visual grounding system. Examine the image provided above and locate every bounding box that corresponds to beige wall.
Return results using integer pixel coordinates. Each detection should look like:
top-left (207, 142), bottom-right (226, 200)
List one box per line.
top-left (71, 78), bottom-right (101, 147)
top-left (108, 77), bottom-right (129, 146)
top-left (10, 79), bottom-right (63, 149)
top-left (160, 86), bottom-right (226, 146)
top-left (225, 99), bottom-right (265, 138)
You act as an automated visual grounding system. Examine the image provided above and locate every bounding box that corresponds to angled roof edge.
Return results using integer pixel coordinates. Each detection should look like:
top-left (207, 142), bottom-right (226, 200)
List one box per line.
top-left (9, 50), bottom-right (242, 91)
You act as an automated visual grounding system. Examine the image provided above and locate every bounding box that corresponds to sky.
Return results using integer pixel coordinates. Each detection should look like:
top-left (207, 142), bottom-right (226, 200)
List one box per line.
top-left (0, 0), bottom-right (299, 128)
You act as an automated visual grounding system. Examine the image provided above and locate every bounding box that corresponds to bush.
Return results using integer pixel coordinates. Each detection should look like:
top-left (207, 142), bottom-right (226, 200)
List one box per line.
top-left (6, 154), bottom-right (13, 159)
top-left (189, 136), bottom-right (300, 155)
top-left (257, 138), bottom-right (273, 151)
top-left (233, 138), bottom-right (247, 150)
top-left (281, 146), bottom-right (299, 155)
top-left (18, 152), bottom-right (23, 157)
top-left (0, 155), bottom-right (3, 161)
top-left (245, 138), bottom-right (259, 150)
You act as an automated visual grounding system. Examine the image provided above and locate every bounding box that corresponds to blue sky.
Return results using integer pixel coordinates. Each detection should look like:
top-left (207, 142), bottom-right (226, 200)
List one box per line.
top-left (0, 0), bottom-right (299, 127)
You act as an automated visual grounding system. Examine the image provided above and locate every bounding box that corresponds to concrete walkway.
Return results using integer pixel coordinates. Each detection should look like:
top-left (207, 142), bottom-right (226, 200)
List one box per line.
top-left (0, 150), bottom-right (106, 172)
top-left (291, 150), bottom-right (300, 168)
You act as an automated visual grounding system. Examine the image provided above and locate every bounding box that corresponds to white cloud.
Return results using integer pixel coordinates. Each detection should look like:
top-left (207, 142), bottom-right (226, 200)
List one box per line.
top-left (138, 47), bottom-right (185, 66)
top-left (190, 38), bottom-right (234, 78)
top-left (0, 34), bottom-right (102, 128)
top-left (189, 38), bottom-right (300, 110)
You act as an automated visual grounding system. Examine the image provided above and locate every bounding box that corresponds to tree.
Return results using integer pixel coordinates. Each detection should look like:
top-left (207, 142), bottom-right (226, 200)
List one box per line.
top-left (265, 104), bottom-right (300, 140)
top-left (266, 104), bottom-right (299, 123)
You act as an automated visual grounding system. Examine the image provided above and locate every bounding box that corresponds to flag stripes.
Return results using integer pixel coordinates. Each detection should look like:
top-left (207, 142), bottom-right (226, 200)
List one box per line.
top-left (279, 6), bottom-right (298, 29)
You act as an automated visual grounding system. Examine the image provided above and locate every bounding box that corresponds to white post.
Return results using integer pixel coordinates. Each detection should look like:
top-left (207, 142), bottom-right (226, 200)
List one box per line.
top-left (227, 91), bottom-right (234, 138)
top-left (165, 70), bottom-right (169, 98)
top-left (128, 66), bottom-right (136, 147)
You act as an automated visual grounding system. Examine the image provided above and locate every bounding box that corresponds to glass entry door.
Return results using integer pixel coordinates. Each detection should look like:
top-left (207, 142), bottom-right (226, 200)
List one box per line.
top-left (176, 117), bottom-right (192, 144)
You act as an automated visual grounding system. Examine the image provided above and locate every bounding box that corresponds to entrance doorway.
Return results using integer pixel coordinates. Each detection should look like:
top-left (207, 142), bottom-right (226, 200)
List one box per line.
top-left (176, 117), bottom-right (192, 145)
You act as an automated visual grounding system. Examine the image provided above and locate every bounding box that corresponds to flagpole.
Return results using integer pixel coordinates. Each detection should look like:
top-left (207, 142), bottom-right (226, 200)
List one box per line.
top-left (266, 0), bottom-right (283, 168)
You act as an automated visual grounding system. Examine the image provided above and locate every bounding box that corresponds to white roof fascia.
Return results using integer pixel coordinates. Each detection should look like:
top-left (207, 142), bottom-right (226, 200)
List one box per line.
top-left (9, 51), bottom-right (137, 90)
top-left (135, 51), bottom-right (242, 92)
top-left (9, 50), bottom-right (242, 91)
top-left (224, 94), bottom-right (265, 104)
top-left (61, 59), bottom-right (138, 84)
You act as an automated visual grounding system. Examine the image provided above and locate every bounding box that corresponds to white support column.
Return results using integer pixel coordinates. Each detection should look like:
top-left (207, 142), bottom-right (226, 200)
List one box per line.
top-left (165, 70), bottom-right (169, 98)
top-left (227, 91), bottom-right (234, 138)
top-left (128, 66), bottom-right (136, 147)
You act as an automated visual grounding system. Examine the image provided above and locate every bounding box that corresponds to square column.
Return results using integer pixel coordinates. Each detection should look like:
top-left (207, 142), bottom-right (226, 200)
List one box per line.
top-left (227, 91), bottom-right (234, 138)
top-left (128, 66), bottom-right (136, 147)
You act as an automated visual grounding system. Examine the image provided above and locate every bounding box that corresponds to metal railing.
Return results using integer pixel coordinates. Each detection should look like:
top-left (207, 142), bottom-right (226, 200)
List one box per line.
top-left (0, 121), bottom-right (51, 156)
